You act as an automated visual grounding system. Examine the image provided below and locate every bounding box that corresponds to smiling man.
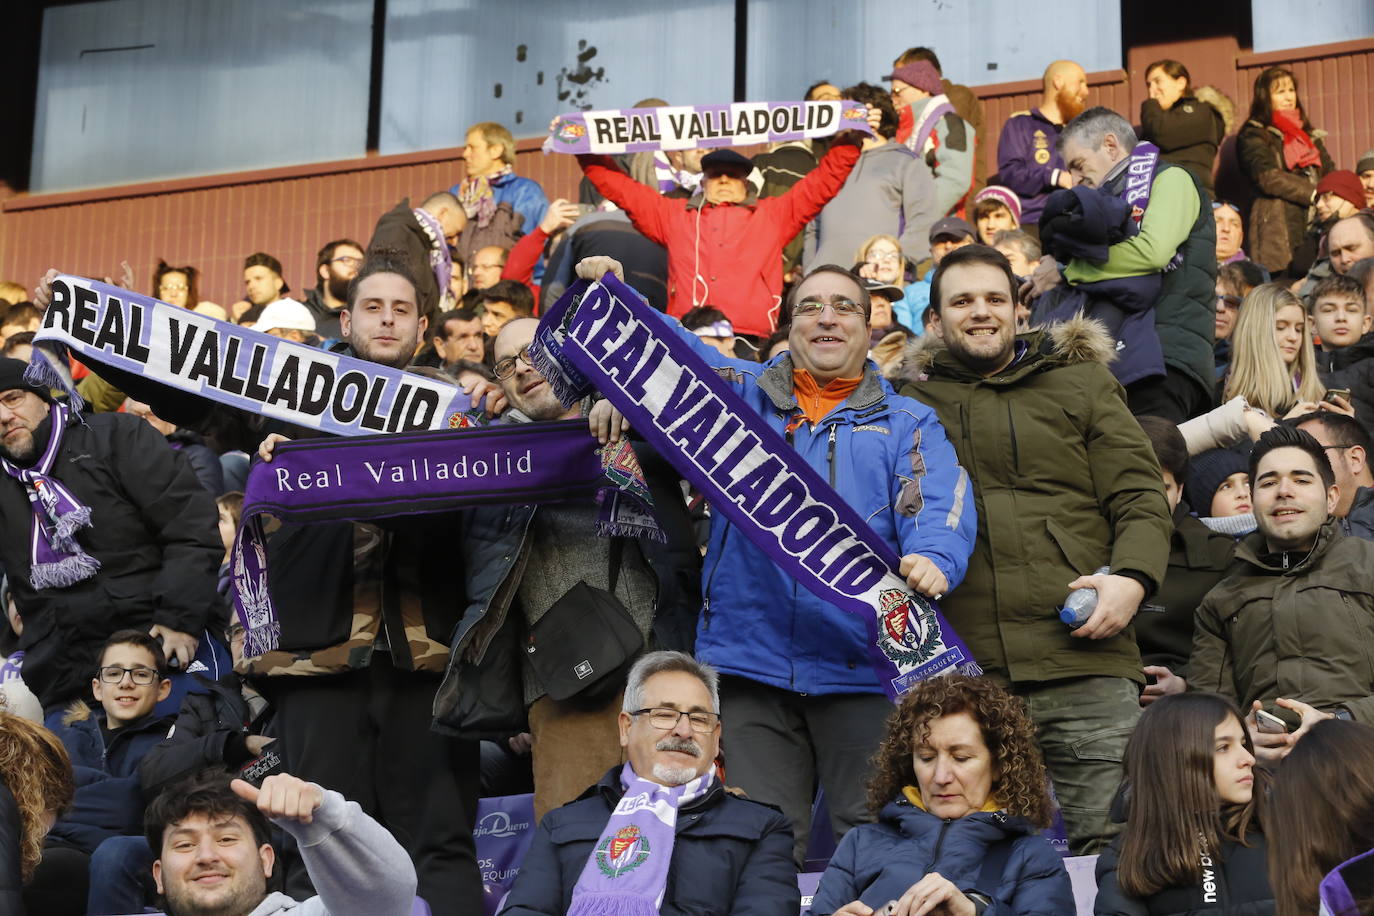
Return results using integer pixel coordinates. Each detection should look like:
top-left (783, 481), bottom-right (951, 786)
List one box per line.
top-left (145, 769), bottom-right (415, 916)
top-left (1191, 424), bottom-right (1374, 762)
top-left (578, 255), bottom-right (976, 867)
top-left (501, 652), bottom-right (797, 915)
top-left (900, 244), bottom-right (1171, 853)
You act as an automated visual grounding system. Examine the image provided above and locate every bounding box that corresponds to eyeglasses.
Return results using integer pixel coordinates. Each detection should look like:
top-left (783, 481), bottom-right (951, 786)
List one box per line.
top-left (1216, 294), bottom-right (1242, 308)
top-left (866, 252), bottom-right (901, 265)
top-left (493, 345), bottom-right (533, 380)
top-left (97, 665), bottom-right (160, 685)
top-left (1322, 444), bottom-right (1355, 451)
top-left (159, 282), bottom-right (189, 292)
top-left (331, 256), bottom-right (363, 268)
top-left (793, 297), bottom-right (866, 319)
top-left (0, 390), bottom-right (31, 411)
top-left (630, 707), bottom-right (721, 733)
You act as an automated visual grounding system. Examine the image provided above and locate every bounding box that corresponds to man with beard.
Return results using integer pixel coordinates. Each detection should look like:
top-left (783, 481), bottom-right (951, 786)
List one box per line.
top-left (1191, 424), bottom-right (1374, 762)
top-left (145, 770), bottom-right (416, 916)
top-left (0, 358), bottom-right (220, 711)
top-left (900, 245), bottom-right (1171, 853)
top-left (302, 239), bottom-right (364, 340)
top-left (500, 652), bottom-right (797, 915)
top-left (436, 317), bottom-right (700, 821)
top-left (995, 59), bottom-right (1090, 233)
top-left (36, 251), bottom-right (488, 911)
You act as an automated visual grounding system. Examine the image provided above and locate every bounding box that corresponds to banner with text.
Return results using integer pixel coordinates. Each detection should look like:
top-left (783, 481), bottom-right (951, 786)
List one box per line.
top-left (29, 276), bottom-right (473, 437)
top-left (543, 100), bottom-right (873, 155)
top-left (531, 278), bottom-right (980, 698)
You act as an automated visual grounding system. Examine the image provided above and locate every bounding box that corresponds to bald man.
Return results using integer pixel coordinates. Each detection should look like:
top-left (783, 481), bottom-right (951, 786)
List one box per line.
top-left (995, 59), bottom-right (1090, 232)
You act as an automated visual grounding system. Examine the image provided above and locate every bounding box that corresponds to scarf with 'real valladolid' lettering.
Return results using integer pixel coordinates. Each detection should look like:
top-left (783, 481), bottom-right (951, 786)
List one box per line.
top-left (531, 275), bottom-right (981, 698)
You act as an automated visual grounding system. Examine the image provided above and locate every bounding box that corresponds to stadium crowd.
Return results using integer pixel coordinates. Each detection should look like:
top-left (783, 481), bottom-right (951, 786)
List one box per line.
top-left (1, 40), bottom-right (1374, 916)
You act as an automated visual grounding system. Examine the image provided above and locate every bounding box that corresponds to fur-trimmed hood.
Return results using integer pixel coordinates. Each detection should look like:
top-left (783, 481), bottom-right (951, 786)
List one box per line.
top-left (891, 314), bottom-right (1117, 386)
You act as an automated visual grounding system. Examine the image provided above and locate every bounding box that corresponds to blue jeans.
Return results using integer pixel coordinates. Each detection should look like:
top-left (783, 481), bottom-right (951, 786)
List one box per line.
top-left (88, 834), bottom-right (155, 916)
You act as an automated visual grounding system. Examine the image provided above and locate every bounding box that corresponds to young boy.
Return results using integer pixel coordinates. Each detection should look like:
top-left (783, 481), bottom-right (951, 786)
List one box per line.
top-left (1309, 274), bottom-right (1374, 429)
top-left (46, 630), bottom-right (176, 915)
top-left (1185, 447), bottom-right (1256, 537)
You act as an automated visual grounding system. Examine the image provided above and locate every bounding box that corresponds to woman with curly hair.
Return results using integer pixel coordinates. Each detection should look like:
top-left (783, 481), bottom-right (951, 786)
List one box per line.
top-left (1093, 693), bottom-right (1273, 914)
top-left (809, 675), bottom-right (1072, 916)
top-left (0, 711), bottom-right (75, 909)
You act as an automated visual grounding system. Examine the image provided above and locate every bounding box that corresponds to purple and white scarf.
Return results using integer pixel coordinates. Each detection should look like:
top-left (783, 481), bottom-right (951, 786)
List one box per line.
top-left (1119, 141), bottom-right (1183, 271)
top-left (904, 94), bottom-right (956, 156)
top-left (569, 763), bottom-right (714, 916)
top-left (0, 402), bottom-right (101, 589)
top-left (411, 207), bottom-right (455, 309)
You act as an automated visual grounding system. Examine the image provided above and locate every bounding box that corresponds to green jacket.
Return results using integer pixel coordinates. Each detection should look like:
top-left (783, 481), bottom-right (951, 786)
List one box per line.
top-left (898, 318), bottom-right (1172, 684)
top-left (1191, 520), bottom-right (1374, 724)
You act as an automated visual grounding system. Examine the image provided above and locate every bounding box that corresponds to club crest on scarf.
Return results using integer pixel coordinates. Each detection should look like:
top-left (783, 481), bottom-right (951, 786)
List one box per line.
top-left (877, 587), bottom-right (941, 668)
top-left (595, 825), bottom-right (651, 878)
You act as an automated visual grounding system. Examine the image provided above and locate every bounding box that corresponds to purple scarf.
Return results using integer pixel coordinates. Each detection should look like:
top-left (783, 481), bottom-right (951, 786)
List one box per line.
top-left (569, 763), bottom-right (714, 916)
top-left (531, 277), bottom-right (980, 698)
top-left (1119, 141), bottom-right (1183, 272)
top-left (0, 402), bottom-right (101, 589)
top-left (904, 94), bottom-right (956, 156)
top-left (232, 420), bottom-right (660, 655)
top-left (411, 207), bottom-right (454, 307)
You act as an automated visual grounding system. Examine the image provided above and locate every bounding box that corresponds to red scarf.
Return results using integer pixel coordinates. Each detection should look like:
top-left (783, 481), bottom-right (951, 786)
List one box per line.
top-left (1272, 109), bottom-right (1320, 171)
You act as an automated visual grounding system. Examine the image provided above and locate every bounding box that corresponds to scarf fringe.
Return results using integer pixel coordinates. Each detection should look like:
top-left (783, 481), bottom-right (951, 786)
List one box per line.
top-left (530, 322), bottom-right (592, 408)
top-left (29, 552), bottom-right (101, 590)
top-left (53, 505), bottom-right (93, 541)
top-left (24, 347), bottom-right (86, 416)
top-left (567, 894), bottom-right (660, 916)
top-left (245, 623), bottom-right (281, 659)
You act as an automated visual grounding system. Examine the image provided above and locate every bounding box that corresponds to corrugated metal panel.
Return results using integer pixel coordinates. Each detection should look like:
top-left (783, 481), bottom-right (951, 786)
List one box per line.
top-left (746, 0), bottom-right (1122, 97)
top-left (1251, 0), bottom-right (1374, 54)
top-left (32, 0), bottom-right (372, 192)
top-left (1238, 42), bottom-right (1374, 172)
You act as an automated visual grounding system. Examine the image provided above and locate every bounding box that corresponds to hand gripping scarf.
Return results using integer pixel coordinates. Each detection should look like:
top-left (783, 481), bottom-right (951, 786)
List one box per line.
top-left (530, 276), bottom-right (980, 698)
top-left (569, 762), bottom-right (714, 916)
top-left (0, 401), bottom-right (101, 589)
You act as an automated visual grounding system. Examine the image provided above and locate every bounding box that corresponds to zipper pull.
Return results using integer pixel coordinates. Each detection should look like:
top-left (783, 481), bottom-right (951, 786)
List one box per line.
top-left (702, 598), bottom-right (710, 630)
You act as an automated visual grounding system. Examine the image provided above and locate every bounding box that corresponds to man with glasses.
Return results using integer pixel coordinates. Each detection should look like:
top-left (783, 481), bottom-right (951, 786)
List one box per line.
top-left (447, 317), bottom-right (697, 821)
top-left (580, 256), bottom-right (975, 866)
top-left (303, 239), bottom-right (365, 339)
top-left (885, 58), bottom-right (974, 217)
top-left (502, 651), bottom-right (797, 915)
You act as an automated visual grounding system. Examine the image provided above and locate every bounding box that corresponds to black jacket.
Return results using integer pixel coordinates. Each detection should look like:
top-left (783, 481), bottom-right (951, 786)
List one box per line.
top-left (500, 767), bottom-right (797, 916)
top-left (1344, 487), bottom-right (1374, 543)
top-left (0, 412), bottom-right (223, 707)
top-left (1315, 331), bottom-right (1374, 436)
top-left (1136, 503), bottom-right (1234, 676)
top-left (1094, 831), bottom-right (1275, 915)
top-left (1140, 97), bottom-right (1225, 194)
top-left (302, 288), bottom-right (345, 342)
top-left (139, 673), bottom-right (275, 795)
top-left (367, 198), bottom-right (442, 326)
top-left (0, 782), bottom-right (22, 915)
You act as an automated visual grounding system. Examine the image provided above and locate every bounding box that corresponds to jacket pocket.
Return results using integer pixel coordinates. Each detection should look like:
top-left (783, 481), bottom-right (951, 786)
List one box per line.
top-left (1045, 517), bottom-right (1105, 577)
top-left (1068, 725), bottom-right (1134, 764)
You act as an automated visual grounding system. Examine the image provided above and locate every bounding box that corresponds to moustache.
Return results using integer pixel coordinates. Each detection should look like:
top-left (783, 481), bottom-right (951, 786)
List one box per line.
top-left (656, 737), bottom-right (702, 757)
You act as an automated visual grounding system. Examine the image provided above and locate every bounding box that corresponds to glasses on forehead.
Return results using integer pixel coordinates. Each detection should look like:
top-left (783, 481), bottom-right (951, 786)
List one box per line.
top-left (97, 665), bottom-right (159, 685)
top-left (631, 707), bottom-right (721, 733)
top-left (792, 297), bottom-right (866, 319)
top-left (493, 345), bottom-right (533, 380)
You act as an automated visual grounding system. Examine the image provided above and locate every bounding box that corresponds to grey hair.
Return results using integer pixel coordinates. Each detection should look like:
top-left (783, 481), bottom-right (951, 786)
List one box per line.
top-left (1057, 106), bottom-right (1138, 153)
top-left (991, 228), bottom-right (1041, 263)
top-left (622, 651), bottom-right (720, 714)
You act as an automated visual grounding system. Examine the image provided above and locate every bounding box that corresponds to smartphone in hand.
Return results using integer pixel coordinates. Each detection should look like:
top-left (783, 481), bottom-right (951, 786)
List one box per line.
top-left (1255, 709), bottom-right (1289, 734)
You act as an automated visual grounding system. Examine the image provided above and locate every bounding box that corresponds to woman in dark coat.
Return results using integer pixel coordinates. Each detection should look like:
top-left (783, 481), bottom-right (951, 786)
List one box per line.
top-left (810, 675), bottom-right (1072, 916)
top-left (1236, 66), bottom-right (1333, 277)
top-left (1140, 60), bottom-right (1226, 195)
top-left (1094, 693), bottom-right (1274, 915)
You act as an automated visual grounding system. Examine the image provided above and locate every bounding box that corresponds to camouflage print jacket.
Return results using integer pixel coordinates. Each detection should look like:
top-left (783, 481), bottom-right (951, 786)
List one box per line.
top-left (240, 513), bottom-right (461, 678)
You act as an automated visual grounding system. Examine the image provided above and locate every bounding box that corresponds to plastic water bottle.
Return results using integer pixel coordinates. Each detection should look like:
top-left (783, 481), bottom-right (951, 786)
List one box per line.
top-left (1059, 567), bottom-right (1112, 627)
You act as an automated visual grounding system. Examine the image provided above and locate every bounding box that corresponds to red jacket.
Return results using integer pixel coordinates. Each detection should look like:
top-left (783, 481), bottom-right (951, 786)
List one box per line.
top-left (578, 142), bottom-right (861, 337)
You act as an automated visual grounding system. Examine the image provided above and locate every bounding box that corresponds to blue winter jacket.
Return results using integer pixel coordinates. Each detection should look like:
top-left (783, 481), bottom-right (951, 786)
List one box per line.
top-left (668, 322), bottom-right (976, 695)
top-left (449, 172), bottom-right (549, 237)
top-left (48, 706), bottom-right (174, 853)
top-left (810, 796), bottom-right (1073, 916)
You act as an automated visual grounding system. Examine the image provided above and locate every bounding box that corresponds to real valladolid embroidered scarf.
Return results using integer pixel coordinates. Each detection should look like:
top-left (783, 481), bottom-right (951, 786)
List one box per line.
top-left (0, 401), bottom-right (101, 589)
top-left (532, 276), bottom-right (981, 698)
top-left (231, 421), bottom-right (660, 655)
top-left (568, 763), bottom-right (714, 916)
